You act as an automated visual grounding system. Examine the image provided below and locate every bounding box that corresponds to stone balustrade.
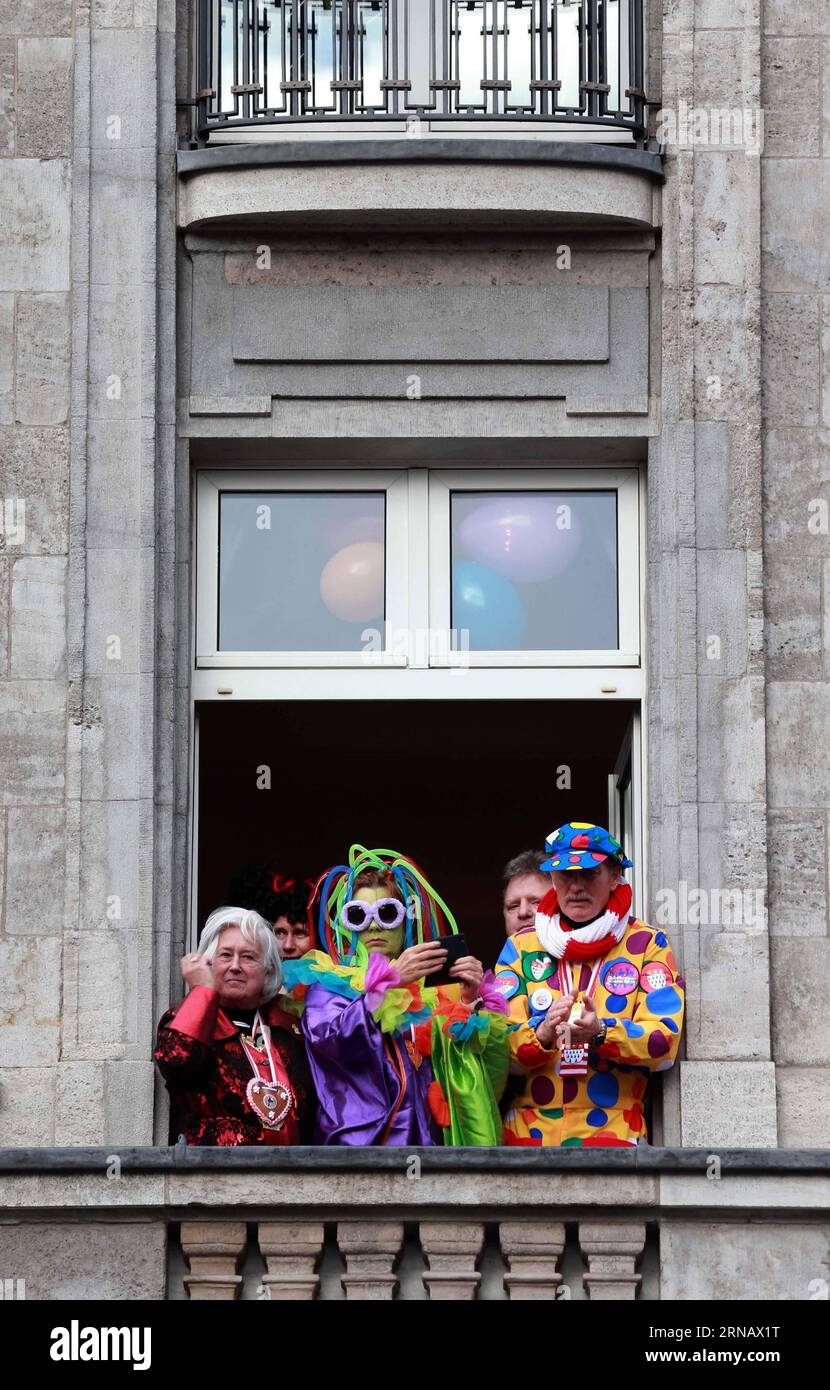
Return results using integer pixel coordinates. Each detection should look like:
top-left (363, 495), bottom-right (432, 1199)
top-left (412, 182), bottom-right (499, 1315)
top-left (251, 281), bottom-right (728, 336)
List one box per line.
top-left (0, 1148), bottom-right (827, 1302)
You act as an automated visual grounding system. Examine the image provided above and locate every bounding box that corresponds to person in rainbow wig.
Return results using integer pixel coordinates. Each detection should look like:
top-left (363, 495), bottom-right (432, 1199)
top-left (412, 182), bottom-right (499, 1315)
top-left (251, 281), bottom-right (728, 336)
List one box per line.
top-left (493, 822), bottom-right (684, 1147)
top-left (282, 845), bottom-right (509, 1146)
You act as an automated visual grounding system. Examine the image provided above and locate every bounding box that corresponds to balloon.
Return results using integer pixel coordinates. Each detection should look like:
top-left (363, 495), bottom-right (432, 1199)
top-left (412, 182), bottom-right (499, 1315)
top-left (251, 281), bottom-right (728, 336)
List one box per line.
top-left (458, 496), bottom-right (582, 583)
top-left (452, 561), bottom-right (526, 650)
top-left (320, 541), bottom-right (385, 623)
top-left (327, 510), bottom-right (385, 549)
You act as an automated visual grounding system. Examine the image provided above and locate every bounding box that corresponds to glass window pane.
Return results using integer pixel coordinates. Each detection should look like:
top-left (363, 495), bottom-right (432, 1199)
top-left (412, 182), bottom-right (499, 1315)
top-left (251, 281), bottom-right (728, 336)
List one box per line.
top-left (219, 492), bottom-right (385, 651)
top-left (358, 0), bottom-right (385, 107)
top-left (450, 491), bottom-right (618, 651)
top-left (605, 0), bottom-right (621, 111)
top-left (556, 0), bottom-right (581, 108)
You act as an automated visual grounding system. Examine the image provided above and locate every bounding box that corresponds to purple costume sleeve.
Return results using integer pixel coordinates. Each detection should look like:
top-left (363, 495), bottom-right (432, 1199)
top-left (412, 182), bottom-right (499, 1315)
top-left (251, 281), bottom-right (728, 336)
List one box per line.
top-left (301, 982), bottom-right (439, 1146)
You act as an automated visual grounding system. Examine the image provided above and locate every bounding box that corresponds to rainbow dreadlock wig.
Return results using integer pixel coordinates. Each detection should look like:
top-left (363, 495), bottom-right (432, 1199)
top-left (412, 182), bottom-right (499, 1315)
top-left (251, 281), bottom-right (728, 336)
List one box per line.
top-left (309, 844), bottom-right (459, 968)
top-left (282, 844), bottom-right (509, 1147)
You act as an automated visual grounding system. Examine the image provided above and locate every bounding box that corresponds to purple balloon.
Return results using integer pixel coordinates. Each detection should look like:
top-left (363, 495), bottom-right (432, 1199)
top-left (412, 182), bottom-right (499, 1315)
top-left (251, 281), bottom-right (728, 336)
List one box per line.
top-left (458, 496), bottom-right (582, 583)
top-left (327, 510), bottom-right (385, 550)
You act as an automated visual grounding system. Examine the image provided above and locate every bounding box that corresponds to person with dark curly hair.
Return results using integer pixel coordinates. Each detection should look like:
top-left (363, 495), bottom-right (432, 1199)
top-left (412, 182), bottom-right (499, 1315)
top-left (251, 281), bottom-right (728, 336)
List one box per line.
top-left (228, 865), bottom-right (316, 960)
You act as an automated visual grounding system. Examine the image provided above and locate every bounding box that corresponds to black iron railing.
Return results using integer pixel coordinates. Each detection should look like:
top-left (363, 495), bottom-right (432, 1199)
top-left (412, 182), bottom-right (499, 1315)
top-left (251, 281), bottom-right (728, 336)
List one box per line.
top-left (191, 0), bottom-right (650, 142)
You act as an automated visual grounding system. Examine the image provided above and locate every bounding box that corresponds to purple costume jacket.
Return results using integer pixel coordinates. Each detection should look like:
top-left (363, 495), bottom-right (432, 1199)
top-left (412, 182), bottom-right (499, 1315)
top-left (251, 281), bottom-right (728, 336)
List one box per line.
top-left (301, 982), bottom-right (441, 1145)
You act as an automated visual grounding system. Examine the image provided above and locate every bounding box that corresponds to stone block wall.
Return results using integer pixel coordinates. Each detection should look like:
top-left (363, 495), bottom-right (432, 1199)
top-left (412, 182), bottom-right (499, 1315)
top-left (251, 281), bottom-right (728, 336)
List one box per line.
top-left (653, 0), bottom-right (777, 1144)
top-left (0, 0), bottom-right (75, 1139)
top-left (760, 0), bottom-right (830, 1145)
top-left (0, 2), bottom-right (178, 1144)
top-left (0, 0), bottom-right (826, 1155)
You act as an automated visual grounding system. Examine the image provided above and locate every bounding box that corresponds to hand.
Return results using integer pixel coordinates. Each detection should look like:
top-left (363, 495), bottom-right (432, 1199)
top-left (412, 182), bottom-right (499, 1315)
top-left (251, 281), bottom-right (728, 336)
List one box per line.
top-left (393, 941), bottom-right (448, 986)
top-left (180, 952), bottom-right (215, 991)
top-left (535, 993), bottom-right (574, 1049)
top-left (450, 954), bottom-right (484, 1004)
top-left (556, 998), bottom-right (600, 1046)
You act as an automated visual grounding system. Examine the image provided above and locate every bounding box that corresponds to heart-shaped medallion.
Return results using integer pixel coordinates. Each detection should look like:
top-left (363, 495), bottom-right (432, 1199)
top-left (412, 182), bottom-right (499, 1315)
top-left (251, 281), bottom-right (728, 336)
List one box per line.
top-left (246, 1077), bottom-right (294, 1130)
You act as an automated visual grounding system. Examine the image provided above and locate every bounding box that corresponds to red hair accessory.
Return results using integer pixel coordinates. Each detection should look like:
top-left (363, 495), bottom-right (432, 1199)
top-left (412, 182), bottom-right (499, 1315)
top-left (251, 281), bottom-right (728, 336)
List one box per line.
top-left (272, 873), bottom-right (315, 897)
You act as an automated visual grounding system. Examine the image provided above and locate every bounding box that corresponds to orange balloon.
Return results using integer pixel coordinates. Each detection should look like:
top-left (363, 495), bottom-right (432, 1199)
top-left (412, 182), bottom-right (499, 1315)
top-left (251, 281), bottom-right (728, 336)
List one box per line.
top-left (319, 541), bottom-right (385, 622)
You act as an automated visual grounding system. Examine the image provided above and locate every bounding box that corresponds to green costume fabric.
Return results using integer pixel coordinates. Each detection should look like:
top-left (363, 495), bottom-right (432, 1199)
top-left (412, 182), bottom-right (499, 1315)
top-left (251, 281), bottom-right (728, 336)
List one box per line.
top-left (429, 1010), bottom-right (509, 1147)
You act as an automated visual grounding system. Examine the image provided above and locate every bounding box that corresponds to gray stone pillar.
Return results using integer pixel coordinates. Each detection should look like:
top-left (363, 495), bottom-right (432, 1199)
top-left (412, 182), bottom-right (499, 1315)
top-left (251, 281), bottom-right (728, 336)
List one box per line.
top-left (338, 1220), bottom-right (403, 1300)
top-left (579, 1222), bottom-right (645, 1300)
top-left (654, 0), bottom-right (777, 1145)
top-left (181, 1221), bottom-right (247, 1301)
top-left (759, 0), bottom-right (830, 1143)
top-left (258, 1221), bottom-right (325, 1300)
top-left (500, 1221), bottom-right (566, 1300)
top-left (420, 1221), bottom-right (484, 1300)
top-left (0, 0), bottom-right (178, 1146)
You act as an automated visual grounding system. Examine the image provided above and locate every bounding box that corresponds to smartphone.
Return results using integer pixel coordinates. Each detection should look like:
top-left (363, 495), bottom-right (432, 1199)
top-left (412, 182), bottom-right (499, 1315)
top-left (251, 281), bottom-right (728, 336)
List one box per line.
top-left (425, 933), bottom-right (470, 987)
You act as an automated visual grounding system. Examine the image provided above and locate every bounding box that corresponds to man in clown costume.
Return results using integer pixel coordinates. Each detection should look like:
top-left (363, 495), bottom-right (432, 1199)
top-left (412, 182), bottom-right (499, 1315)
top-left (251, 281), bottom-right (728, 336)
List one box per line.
top-left (494, 822), bottom-right (684, 1147)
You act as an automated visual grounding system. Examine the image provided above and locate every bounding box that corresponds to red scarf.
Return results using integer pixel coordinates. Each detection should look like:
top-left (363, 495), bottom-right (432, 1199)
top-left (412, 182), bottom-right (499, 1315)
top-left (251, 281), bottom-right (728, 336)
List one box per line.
top-left (537, 881), bottom-right (633, 962)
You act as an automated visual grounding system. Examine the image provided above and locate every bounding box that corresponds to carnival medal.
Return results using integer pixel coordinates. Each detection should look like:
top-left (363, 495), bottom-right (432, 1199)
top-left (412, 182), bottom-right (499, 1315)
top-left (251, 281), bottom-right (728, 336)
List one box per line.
top-left (245, 1076), bottom-right (294, 1131)
top-left (239, 1010), bottom-right (296, 1132)
top-left (556, 966), bottom-right (598, 1078)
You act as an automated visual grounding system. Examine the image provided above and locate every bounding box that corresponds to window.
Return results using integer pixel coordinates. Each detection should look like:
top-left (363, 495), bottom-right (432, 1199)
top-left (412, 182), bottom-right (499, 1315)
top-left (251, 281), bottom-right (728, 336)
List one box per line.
top-left (429, 469), bottom-right (639, 665)
top-left (196, 470), bottom-right (409, 667)
top-left (196, 465), bottom-right (640, 673)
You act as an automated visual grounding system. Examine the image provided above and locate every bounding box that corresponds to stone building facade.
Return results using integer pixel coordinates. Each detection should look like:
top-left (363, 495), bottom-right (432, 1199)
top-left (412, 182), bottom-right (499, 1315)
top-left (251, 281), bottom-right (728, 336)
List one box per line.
top-left (0, 1), bottom-right (828, 1300)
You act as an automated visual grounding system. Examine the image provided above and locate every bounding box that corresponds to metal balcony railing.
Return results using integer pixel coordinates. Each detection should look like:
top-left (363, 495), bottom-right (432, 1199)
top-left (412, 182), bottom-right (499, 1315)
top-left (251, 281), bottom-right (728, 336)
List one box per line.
top-left (191, 0), bottom-right (650, 143)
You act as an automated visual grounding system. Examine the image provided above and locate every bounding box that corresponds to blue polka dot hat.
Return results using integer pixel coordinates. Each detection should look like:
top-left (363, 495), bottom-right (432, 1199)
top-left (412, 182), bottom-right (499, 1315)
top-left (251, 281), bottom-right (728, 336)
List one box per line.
top-left (541, 821), bottom-right (633, 872)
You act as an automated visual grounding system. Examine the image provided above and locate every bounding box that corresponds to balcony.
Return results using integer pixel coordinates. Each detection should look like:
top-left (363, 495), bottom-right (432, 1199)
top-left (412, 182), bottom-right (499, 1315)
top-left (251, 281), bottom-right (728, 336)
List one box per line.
top-left (2, 1147), bottom-right (829, 1300)
top-left (190, 0), bottom-right (652, 146)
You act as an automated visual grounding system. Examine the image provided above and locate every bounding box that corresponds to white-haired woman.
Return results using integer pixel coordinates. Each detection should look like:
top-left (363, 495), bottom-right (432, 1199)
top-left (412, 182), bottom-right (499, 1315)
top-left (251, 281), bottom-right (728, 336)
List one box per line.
top-left (154, 908), bottom-right (314, 1146)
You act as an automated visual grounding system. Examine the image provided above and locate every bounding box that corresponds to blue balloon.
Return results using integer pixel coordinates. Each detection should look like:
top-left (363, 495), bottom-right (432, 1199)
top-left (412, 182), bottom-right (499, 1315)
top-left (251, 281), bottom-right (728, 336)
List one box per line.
top-left (452, 561), bottom-right (526, 649)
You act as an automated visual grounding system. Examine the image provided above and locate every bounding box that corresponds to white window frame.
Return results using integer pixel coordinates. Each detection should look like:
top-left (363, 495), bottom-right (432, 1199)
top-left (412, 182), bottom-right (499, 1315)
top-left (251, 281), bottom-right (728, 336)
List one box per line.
top-left (427, 467), bottom-right (640, 668)
top-left (193, 464), bottom-right (644, 703)
top-left (195, 469), bottom-right (410, 669)
top-left (607, 710), bottom-right (645, 920)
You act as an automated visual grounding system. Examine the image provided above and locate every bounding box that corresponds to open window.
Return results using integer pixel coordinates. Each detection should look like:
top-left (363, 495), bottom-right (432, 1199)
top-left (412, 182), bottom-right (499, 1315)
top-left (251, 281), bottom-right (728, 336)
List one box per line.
top-left (194, 696), bottom-right (641, 964)
top-left (190, 462), bottom-right (645, 943)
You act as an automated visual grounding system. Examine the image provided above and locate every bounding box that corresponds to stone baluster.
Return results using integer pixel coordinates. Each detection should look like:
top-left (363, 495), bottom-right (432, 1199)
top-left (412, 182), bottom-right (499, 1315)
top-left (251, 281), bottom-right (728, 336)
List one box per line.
top-left (257, 1221), bottom-right (325, 1300)
top-left (420, 1221), bottom-right (484, 1300)
top-left (579, 1222), bottom-right (645, 1299)
top-left (500, 1222), bottom-right (566, 1299)
top-left (181, 1221), bottom-right (247, 1300)
top-left (337, 1221), bottom-right (403, 1300)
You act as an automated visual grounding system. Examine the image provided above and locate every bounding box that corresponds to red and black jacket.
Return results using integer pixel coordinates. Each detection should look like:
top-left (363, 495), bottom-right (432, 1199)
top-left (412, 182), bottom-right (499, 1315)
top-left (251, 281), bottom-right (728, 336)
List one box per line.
top-left (155, 986), bottom-right (315, 1146)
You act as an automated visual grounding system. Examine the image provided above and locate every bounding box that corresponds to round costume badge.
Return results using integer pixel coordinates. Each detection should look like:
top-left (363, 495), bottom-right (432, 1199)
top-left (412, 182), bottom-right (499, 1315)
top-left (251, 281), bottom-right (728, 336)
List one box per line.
top-left (495, 970), bottom-right (521, 1000)
top-left (641, 960), bottom-right (673, 993)
top-left (530, 987), bottom-right (553, 1013)
top-left (603, 958), bottom-right (640, 996)
top-left (523, 950), bottom-right (555, 983)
